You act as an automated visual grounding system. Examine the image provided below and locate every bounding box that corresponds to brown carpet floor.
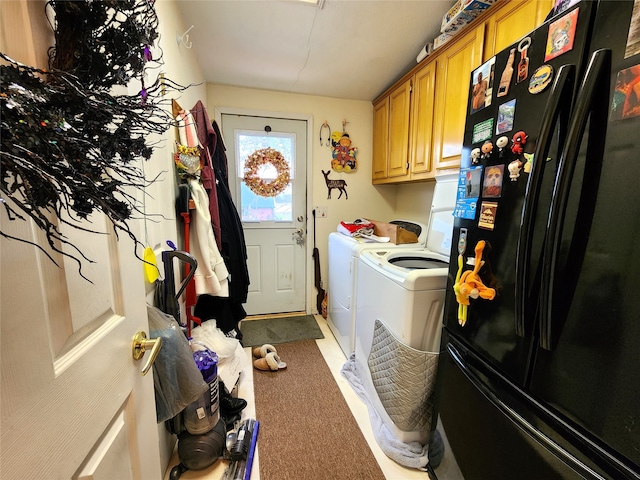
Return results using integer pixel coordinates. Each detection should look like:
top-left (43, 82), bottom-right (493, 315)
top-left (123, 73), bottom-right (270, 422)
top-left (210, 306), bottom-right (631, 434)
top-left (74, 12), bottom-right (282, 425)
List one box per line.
top-left (253, 339), bottom-right (386, 480)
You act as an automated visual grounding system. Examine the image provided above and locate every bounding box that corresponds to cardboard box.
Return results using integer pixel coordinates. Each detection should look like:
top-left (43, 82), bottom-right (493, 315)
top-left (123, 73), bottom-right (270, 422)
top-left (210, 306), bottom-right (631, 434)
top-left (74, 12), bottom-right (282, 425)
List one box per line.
top-left (441, 0), bottom-right (495, 35)
top-left (364, 219), bottom-right (419, 244)
top-left (433, 31), bottom-right (458, 50)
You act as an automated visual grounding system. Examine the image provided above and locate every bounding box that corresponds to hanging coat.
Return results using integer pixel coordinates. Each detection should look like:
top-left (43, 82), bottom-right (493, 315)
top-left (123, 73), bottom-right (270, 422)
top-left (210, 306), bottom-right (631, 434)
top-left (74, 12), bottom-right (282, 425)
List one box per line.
top-left (190, 100), bottom-right (222, 250)
top-left (175, 109), bottom-right (229, 297)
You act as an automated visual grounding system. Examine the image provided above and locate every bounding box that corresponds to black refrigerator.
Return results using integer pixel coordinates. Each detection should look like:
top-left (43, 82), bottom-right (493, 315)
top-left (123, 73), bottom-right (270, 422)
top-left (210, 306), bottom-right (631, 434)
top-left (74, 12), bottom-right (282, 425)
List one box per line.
top-left (436, 1), bottom-right (640, 478)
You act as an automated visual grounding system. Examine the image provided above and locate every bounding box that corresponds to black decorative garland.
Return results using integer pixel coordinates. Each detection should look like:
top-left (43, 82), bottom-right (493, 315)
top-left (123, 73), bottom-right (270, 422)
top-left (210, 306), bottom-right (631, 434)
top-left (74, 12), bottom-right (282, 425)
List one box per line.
top-left (0, 0), bottom-right (186, 279)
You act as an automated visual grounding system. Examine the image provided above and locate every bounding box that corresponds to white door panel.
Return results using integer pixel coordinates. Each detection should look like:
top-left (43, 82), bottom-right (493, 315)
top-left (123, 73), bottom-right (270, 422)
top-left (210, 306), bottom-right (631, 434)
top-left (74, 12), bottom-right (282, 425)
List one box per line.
top-left (0, 209), bottom-right (161, 480)
top-left (221, 114), bottom-right (307, 315)
top-left (0, 3), bottom-right (161, 479)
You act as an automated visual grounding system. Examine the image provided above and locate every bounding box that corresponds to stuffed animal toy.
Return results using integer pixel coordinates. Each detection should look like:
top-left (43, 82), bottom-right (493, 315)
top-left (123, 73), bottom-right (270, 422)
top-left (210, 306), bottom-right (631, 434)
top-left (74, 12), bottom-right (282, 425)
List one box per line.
top-left (453, 240), bottom-right (496, 326)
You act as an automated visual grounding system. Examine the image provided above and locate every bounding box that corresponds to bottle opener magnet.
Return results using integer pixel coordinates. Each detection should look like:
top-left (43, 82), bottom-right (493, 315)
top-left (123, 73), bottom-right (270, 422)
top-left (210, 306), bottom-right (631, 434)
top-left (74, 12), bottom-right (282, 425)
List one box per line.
top-left (517, 37), bottom-right (531, 83)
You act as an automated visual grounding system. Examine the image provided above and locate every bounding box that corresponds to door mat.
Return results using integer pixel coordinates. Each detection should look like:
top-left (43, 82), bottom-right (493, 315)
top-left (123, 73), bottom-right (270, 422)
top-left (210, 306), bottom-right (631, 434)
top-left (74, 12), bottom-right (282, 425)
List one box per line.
top-left (253, 339), bottom-right (385, 480)
top-left (240, 315), bottom-right (324, 347)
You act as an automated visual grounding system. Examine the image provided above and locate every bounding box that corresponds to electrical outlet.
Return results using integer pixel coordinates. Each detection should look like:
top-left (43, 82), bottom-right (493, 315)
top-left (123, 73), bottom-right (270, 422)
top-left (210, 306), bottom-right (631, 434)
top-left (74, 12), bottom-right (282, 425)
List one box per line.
top-left (315, 206), bottom-right (328, 218)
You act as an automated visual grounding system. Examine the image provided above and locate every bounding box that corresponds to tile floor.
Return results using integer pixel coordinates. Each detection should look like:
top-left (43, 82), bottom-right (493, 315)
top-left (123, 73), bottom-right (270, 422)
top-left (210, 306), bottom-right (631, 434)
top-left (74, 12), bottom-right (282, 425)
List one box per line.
top-left (164, 315), bottom-right (464, 480)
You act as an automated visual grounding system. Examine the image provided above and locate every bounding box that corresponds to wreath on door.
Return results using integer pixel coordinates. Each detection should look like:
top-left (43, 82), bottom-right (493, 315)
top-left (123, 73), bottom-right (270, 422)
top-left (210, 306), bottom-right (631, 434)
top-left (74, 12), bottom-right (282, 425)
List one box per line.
top-left (243, 147), bottom-right (291, 197)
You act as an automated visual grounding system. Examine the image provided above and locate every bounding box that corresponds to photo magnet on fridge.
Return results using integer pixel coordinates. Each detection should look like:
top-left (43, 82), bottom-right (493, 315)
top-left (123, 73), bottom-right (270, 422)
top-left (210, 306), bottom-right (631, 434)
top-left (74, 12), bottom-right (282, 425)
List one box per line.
top-left (470, 57), bottom-right (496, 114)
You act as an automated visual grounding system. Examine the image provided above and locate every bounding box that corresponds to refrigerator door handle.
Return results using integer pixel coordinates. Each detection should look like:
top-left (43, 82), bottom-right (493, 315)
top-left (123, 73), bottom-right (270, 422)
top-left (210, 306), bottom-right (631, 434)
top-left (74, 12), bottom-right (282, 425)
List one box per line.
top-left (446, 342), bottom-right (607, 480)
top-left (540, 49), bottom-right (612, 351)
top-left (515, 64), bottom-right (576, 337)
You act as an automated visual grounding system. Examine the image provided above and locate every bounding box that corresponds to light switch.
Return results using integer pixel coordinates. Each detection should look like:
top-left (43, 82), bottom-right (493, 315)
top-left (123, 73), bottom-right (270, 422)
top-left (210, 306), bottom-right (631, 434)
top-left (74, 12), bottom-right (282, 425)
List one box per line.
top-left (315, 206), bottom-right (328, 218)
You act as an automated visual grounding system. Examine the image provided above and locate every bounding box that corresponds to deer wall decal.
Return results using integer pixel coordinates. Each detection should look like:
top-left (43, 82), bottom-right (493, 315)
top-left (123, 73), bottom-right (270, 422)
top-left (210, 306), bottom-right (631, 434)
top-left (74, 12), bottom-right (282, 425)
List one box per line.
top-left (322, 170), bottom-right (348, 200)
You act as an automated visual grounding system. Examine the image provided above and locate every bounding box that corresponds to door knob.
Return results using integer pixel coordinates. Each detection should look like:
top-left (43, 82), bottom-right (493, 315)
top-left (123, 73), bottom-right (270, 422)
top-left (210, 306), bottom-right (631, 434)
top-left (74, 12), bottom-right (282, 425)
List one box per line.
top-left (292, 228), bottom-right (305, 246)
top-left (132, 331), bottom-right (162, 376)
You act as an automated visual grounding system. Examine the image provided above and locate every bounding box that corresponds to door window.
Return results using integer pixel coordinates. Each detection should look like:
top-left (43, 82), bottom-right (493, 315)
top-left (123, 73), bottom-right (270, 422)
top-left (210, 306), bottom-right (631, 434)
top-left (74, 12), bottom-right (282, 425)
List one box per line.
top-left (236, 131), bottom-right (295, 222)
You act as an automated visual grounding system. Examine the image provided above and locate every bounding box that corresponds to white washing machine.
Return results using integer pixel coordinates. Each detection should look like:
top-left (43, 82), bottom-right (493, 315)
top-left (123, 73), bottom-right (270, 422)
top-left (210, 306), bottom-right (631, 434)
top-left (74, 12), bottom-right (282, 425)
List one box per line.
top-left (353, 175), bottom-right (457, 445)
top-left (327, 221), bottom-right (428, 358)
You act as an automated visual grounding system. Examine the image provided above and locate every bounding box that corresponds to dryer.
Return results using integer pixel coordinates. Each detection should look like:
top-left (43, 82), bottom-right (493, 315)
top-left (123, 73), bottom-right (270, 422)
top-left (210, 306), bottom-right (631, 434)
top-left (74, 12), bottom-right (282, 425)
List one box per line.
top-left (327, 221), bottom-right (427, 357)
top-left (353, 174), bottom-right (457, 445)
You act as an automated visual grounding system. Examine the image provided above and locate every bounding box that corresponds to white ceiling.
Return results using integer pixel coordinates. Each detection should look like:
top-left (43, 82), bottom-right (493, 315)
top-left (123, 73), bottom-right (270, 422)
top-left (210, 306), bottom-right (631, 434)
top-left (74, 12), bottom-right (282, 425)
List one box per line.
top-left (175, 0), bottom-right (453, 101)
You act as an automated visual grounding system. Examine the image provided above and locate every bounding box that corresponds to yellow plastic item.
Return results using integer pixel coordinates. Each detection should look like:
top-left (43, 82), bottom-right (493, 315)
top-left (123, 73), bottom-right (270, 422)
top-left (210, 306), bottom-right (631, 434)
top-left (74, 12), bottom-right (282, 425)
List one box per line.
top-left (143, 246), bottom-right (159, 283)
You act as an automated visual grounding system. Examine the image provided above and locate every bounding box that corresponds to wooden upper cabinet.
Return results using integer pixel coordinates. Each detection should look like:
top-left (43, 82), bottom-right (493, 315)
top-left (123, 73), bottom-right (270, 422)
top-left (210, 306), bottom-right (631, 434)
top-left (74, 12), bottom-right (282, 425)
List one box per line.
top-left (483, 0), bottom-right (554, 60)
top-left (432, 23), bottom-right (485, 173)
top-left (410, 61), bottom-right (436, 181)
top-left (370, 0), bottom-right (554, 184)
top-left (372, 96), bottom-right (390, 181)
top-left (387, 78), bottom-right (412, 179)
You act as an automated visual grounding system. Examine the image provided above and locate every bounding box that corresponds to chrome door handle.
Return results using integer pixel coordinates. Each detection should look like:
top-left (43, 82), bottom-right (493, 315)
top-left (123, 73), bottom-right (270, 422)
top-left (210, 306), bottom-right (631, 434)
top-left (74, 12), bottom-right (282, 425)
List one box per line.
top-left (132, 331), bottom-right (162, 376)
top-left (293, 228), bottom-right (305, 246)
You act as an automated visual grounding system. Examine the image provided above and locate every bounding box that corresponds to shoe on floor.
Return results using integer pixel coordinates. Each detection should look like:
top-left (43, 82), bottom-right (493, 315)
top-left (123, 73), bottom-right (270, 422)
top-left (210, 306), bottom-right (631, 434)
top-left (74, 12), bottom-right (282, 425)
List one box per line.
top-left (218, 380), bottom-right (247, 415)
top-left (252, 343), bottom-right (277, 358)
top-left (253, 352), bottom-right (287, 371)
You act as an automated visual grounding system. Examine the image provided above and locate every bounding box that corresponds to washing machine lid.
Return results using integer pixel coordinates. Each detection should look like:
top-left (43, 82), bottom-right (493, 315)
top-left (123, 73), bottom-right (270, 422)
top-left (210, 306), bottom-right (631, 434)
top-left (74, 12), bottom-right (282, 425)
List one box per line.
top-left (387, 255), bottom-right (448, 270)
top-left (360, 249), bottom-right (450, 290)
top-left (425, 174), bottom-right (458, 257)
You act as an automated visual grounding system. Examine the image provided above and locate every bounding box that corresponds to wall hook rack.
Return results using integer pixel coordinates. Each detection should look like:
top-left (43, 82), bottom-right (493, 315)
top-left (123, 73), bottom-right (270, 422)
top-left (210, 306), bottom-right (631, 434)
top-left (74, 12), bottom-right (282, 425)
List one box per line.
top-left (177, 25), bottom-right (194, 49)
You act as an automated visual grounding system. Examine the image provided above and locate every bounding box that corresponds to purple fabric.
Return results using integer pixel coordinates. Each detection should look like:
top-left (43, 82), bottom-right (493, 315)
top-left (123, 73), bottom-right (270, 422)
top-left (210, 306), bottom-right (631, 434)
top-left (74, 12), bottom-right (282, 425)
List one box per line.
top-left (191, 100), bottom-right (222, 249)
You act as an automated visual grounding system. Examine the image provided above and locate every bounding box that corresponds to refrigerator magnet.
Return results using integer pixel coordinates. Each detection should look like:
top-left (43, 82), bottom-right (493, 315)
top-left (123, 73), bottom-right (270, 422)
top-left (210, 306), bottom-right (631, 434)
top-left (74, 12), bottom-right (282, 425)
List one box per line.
top-left (496, 99), bottom-right (516, 135)
top-left (482, 165), bottom-right (504, 198)
top-left (523, 153), bottom-right (534, 173)
top-left (478, 201), bottom-right (498, 230)
top-left (470, 57), bottom-right (496, 114)
top-left (508, 160), bottom-right (523, 181)
top-left (471, 147), bottom-right (482, 165)
top-left (545, 8), bottom-right (579, 62)
top-left (610, 65), bottom-right (640, 120)
top-left (481, 140), bottom-right (494, 161)
top-left (511, 131), bottom-right (528, 155)
top-left (497, 48), bottom-right (516, 97)
top-left (472, 118), bottom-right (494, 144)
top-left (458, 228), bottom-right (468, 255)
top-left (454, 166), bottom-right (483, 220)
top-left (496, 135), bottom-right (509, 159)
top-left (529, 65), bottom-right (554, 94)
top-left (517, 37), bottom-right (531, 83)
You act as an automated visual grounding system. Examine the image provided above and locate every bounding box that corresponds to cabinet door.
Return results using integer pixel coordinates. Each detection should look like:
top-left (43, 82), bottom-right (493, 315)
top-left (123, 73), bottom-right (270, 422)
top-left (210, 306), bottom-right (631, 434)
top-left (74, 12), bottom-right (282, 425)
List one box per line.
top-left (372, 97), bottom-right (389, 181)
top-left (410, 62), bottom-right (436, 180)
top-left (432, 24), bottom-right (484, 172)
top-left (387, 79), bottom-right (412, 179)
top-left (484, 0), bottom-right (553, 60)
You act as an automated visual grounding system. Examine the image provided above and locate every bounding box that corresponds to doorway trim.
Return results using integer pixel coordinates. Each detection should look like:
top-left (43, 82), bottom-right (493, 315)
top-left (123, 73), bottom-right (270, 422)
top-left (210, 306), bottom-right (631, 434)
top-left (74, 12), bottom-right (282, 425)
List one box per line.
top-left (215, 106), bottom-right (314, 315)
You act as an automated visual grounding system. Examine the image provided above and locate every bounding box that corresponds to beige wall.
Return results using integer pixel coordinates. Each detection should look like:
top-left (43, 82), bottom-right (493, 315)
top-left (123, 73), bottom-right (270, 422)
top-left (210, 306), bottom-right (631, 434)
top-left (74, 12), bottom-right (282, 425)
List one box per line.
top-left (152, 0), bottom-right (210, 470)
top-left (147, 0), bottom-right (208, 257)
top-left (151, 5), bottom-right (439, 297)
top-left (205, 84), bottom-right (406, 286)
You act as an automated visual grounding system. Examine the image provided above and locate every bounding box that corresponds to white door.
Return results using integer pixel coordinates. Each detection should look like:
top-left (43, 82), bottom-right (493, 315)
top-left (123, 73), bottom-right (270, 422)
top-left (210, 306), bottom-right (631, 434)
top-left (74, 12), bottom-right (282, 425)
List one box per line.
top-left (221, 114), bottom-right (307, 316)
top-left (0, 212), bottom-right (162, 480)
top-left (0, 3), bottom-right (161, 479)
